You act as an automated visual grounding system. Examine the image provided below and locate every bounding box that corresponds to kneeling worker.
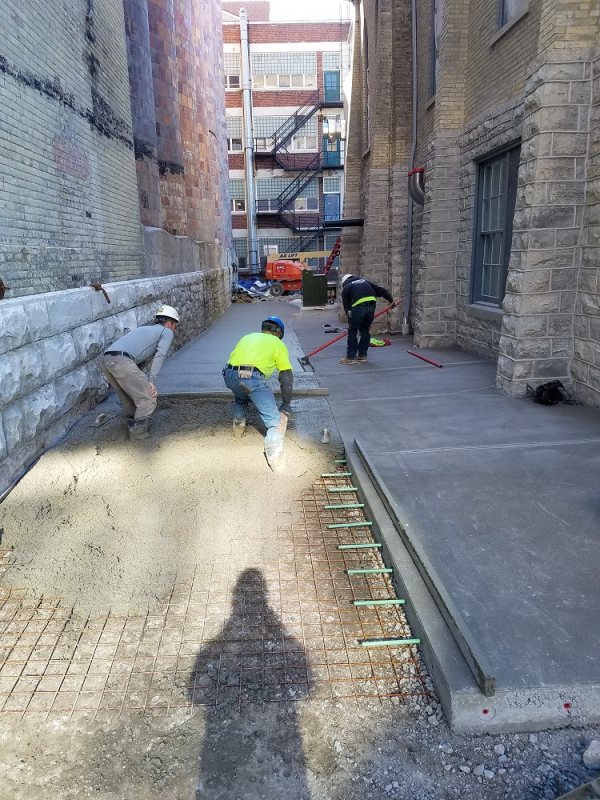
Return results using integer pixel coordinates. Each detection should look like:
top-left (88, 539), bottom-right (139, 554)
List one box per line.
top-left (99, 305), bottom-right (180, 439)
top-left (223, 317), bottom-right (293, 471)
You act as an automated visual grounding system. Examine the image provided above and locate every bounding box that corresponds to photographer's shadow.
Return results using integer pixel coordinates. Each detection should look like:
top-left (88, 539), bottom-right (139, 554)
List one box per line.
top-left (189, 568), bottom-right (312, 799)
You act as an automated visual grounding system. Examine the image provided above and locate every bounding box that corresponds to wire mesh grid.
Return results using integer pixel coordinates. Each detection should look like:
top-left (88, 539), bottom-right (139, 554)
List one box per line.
top-left (0, 471), bottom-right (429, 720)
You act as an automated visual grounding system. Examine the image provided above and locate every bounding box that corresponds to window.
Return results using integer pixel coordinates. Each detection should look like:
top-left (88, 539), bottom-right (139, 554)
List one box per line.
top-left (323, 52), bottom-right (341, 70)
top-left (291, 135), bottom-right (318, 150)
top-left (294, 197), bottom-right (319, 212)
top-left (224, 53), bottom-right (241, 90)
top-left (431, 0), bottom-right (444, 96)
top-left (472, 145), bottom-right (520, 307)
top-left (499, 0), bottom-right (528, 26)
top-left (256, 199), bottom-right (279, 212)
top-left (226, 117), bottom-right (243, 151)
top-left (291, 118), bottom-right (318, 150)
top-left (229, 178), bottom-right (246, 214)
top-left (251, 52), bottom-right (317, 90)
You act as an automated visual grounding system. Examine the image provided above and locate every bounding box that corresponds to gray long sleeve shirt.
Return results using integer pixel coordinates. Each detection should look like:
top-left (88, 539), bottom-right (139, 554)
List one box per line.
top-left (105, 325), bottom-right (174, 383)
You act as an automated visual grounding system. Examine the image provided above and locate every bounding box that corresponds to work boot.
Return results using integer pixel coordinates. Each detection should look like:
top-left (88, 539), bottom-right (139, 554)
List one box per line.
top-left (339, 358), bottom-right (357, 365)
top-left (233, 418), bottom-right (247, 439)
top-left (264, 439), bottom-right (286, 473)
top-left (128, 418), bottom-right (150, 440)
top-left (356, 356), bottom-right (368, 362)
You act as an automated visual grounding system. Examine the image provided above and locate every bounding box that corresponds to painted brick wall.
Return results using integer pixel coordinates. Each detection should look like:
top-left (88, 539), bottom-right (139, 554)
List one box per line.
top-left (0, 0), bottom-right (145, 298)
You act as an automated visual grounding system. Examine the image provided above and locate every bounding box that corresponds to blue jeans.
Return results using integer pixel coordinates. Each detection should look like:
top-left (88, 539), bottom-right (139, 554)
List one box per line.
top-left (222, 366), bottom-right (282, 442)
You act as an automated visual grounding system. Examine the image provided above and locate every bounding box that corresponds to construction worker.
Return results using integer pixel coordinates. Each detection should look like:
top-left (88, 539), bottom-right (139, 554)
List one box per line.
top-left (339, 275), bottom-right (394, 364)
top-left (99, 305), bottom-right (180, 439)
top-left (223, 317), bottom-right (293, 471)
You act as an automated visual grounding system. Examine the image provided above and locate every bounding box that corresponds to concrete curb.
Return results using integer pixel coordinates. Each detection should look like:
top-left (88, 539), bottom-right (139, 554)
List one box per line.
top-left (160, 388), bottom-right (329, 399)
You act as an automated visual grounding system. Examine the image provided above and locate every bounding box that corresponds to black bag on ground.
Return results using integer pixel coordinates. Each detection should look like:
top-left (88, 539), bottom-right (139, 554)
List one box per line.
top-left (532, 380), bottom-right (569, 405)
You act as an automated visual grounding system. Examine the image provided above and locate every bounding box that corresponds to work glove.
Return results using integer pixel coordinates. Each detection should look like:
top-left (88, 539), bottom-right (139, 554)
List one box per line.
top-left (388, 299), bottom-right (396, 308)
top-left (278, 402), bottom-right (293, 418)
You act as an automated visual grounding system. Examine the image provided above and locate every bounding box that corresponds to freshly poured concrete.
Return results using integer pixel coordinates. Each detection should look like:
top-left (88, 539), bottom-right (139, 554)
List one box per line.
top-left (291, 304), bottom-right (600, 731)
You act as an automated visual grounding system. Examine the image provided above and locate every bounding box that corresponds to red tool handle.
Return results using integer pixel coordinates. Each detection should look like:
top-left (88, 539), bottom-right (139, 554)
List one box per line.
top-left (304, 300), bottom-right (401, 360)
top-left (407, 350), bottom-right (443, 368)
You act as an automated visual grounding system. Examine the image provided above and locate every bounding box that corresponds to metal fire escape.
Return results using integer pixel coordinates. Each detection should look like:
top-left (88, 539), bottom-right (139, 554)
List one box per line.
top-left (255, 90), bottom-right (324, 236)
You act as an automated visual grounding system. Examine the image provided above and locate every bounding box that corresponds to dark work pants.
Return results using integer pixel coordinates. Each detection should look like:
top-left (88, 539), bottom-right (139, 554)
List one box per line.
top-left (347, 302), bottom-right (376, 358)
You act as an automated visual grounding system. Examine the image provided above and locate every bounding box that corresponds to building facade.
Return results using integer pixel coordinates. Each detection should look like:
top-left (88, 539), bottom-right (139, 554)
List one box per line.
top-left (0, 0), bottom-right (232, 490)
top-left (222, 3), bottom-right (352, 271)
top-left (344, 0), bottom-right (600, 407)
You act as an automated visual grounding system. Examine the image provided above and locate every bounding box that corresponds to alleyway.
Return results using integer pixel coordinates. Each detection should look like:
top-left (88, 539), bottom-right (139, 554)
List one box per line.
top-left (0, 303), bottom-right (598, 799)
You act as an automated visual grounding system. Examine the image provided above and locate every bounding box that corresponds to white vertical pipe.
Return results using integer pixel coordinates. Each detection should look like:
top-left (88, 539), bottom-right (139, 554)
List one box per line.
top-left (240, 8), bottom-right (258, 273)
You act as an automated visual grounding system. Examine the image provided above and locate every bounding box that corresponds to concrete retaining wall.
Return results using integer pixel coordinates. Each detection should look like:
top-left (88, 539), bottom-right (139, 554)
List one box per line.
top-left (0, 267), bottom-right (230, 494)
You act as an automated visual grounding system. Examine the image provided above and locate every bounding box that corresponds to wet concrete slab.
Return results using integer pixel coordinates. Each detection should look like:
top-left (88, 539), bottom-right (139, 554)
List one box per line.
top-left (290, 302), bottom-right (600, 731)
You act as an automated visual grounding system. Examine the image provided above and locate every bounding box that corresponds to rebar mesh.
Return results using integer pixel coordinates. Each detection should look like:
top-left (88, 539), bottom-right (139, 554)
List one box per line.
top-left (0, 471), bottom-right (429, 719)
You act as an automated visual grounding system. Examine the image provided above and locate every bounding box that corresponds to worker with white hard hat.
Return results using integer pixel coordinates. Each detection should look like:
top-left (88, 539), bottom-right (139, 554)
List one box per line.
top-left (99, 304), bottom-right (180, 439)
top-left (339, 275), bottom-right (394, 365)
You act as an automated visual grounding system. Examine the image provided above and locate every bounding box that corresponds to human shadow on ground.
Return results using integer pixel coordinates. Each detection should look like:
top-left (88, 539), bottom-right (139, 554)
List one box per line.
top-left (189, 568), bottom-right (312, 799)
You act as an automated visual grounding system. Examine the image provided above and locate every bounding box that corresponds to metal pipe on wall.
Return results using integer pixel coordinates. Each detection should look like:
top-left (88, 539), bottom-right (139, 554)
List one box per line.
top-left (404, 0), bottom-right (419, 334)
top-left (240, 8), bottom-right (258, 274)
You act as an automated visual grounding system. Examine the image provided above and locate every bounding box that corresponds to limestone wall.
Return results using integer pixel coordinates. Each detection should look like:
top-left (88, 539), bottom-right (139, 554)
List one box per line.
top-left (0, 267), bottom-right (229, 494)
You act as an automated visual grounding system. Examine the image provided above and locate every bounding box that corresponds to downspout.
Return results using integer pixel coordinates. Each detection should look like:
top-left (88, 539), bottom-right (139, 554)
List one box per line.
top-left (404, 0), bottom-right (418, 334)
top-left (240, 8), bottom-right (258, 274)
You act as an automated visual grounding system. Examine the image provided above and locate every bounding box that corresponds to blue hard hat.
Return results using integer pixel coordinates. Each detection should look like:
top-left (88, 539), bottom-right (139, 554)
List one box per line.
top-left (262, 316), bottom-right (285, 339)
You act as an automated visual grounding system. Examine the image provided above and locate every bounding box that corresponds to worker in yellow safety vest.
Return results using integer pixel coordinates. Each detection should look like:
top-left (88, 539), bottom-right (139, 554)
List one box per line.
top-left (223, 317), bottom-right (293, 471)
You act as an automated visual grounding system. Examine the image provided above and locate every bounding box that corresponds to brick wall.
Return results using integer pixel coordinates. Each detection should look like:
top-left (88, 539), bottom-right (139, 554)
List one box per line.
top-left (464, 0), bottom-right (542, 122)
top-left (0, 0), bottom-right (145, 297)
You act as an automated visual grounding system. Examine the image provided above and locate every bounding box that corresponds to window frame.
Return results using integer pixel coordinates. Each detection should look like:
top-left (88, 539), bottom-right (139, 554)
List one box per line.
top-left (231, 198), bottom-right (246, 213)
top-left (225, 75), bottom-right (240, 90)
top-left (227, 137), bottom-right (243, 152)
top-left (471, 144), bottom-right (521, 308)
top-left (252, 73), bottom-right (317, 90)
top-left (498, 0), bottom-right (529, 28)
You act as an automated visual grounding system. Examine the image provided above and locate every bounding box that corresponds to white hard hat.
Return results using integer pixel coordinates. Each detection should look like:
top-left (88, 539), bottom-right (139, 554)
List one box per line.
top-left (155, 304), bottom-right (180, 323)
top-left (341, 274), bottom-right (354, 286)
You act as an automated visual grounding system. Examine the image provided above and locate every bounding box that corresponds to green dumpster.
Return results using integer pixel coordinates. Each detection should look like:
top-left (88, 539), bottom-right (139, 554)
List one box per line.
top-left (302, 270), bottom-right (328, 307)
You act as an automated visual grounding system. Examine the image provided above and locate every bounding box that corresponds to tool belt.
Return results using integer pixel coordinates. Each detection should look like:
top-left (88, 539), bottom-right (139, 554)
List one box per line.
top-left (104, 350), bottom-right (135, 361)
top-left (226, 363), bottom-right (264, 378)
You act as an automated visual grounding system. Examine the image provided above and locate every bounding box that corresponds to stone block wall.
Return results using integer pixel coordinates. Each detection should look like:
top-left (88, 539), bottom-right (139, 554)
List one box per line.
top-left (455, 98), bottom-right (524, 359)
top-left (497, 51), bottom-right (594, 395)
top-left (0, 266), bottom-right (229, 494)
top-left (571, 52), bottom-right (600, 406)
